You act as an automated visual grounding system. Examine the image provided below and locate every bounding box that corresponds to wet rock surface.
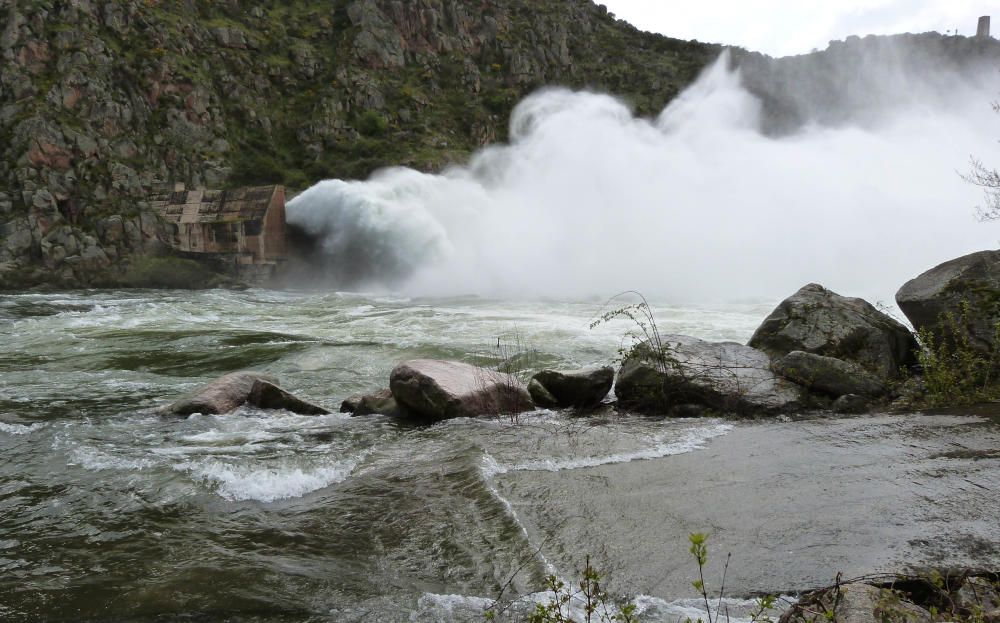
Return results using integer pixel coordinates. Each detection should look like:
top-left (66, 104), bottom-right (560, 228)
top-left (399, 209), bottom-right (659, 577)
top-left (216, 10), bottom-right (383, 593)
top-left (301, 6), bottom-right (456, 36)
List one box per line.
top-left (773, 350), bottom-right (887, 398)
top-left (161, 372), bottom-right (279, 416)
top-left (161, 372), bottom-right (326, 416)
top-left (616, 335), bottom-right (804, 415)
top-left (528, 367), bottom-right (614, 409)
top-left (390, 359), bottom-right (534, 421)
top-left (897, 250), bottom-right (1000, 356)
top-left (340, 388), bottom-right (403, 417)
top-left (248, 379), bottom-right (329, 415)
top-left (750, 283), bottom-right (918, 379)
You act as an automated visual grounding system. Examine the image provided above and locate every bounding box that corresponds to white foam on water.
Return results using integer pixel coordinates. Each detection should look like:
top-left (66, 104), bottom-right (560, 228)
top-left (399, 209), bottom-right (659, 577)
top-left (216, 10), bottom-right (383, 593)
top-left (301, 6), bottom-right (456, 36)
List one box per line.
top-left (69, 446), bottom-right (155, 471)
top-left (175, 429), bottom-right (284, 446)
top-left (179, 452), bottom-right (370, 502)
top-left (151, 444), bottom-right (269, 457)
top-left (0, 422), bottom-right (44, 436)
top-left (413, 593), bottom-right (497, 622)
top-left (484, 423), bottom-right (733, 477)
top-left (415, 589), bottom-right (725, 622)
top-left (633, 594), bottom-right (796, 623)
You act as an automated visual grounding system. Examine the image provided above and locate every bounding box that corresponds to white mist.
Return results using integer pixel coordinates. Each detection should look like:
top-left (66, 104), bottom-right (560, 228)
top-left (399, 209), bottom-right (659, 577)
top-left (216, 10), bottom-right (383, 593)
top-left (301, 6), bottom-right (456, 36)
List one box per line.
top-left (287, 48), bottom-right (1000, 304)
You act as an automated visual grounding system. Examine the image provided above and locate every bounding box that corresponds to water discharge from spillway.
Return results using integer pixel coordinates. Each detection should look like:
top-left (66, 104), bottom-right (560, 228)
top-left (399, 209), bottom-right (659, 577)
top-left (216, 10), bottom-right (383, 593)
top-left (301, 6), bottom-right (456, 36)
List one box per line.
top-left (287, 46), bottom-right (1000, 304)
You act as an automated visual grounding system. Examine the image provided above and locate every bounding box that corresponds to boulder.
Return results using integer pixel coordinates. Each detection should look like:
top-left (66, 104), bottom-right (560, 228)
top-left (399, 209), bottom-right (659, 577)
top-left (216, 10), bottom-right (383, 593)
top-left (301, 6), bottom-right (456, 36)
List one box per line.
top-left (248, 379), bottom-right (329, 415)
top-left (773, 351), bottom-right (887, 398)
top-left (832, 393), bottom-right (870, 414)
top-left (389, 360), bottom-right (534, 421)
top-left (750, 283), bottom-right (918, 378)
top-left (161, 372), bottom-right (278, 416)
top-left (161, 373), bottom-right (329, 417)
top-left (1, 218), bottom-right (33, 258)
top-left (340, 388), bottom-right (402, 417)
top-left (780, 583), bottom-right (931, 623)
top-left (526, 379), bottom-right (557, 408)
top-left (896, 250), bottom-right (1000, 357)
top-left (527, 367), bottom-right (614, 408)
top-left (615, 335), bottom-right (804, 415)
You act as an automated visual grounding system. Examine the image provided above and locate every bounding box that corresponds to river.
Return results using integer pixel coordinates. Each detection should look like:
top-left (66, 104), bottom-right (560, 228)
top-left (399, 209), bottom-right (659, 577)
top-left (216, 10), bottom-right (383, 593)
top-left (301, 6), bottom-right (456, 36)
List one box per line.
top-left (2, 289), bottom-right (998, 622)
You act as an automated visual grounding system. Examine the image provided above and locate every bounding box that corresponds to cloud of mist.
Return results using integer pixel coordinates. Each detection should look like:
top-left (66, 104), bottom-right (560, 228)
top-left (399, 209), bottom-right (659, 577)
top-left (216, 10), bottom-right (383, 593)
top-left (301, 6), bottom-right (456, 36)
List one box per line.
top-left (287, 45), bottom-right (1000, 304)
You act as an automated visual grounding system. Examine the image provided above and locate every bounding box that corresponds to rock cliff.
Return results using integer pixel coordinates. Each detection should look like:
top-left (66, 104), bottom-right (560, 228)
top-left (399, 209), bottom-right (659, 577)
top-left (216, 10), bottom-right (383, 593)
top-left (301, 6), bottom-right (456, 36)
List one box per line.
top-left (3, 2), bottom-right (1000, 289)
top-left (0, 0), bottom-right (717, 288)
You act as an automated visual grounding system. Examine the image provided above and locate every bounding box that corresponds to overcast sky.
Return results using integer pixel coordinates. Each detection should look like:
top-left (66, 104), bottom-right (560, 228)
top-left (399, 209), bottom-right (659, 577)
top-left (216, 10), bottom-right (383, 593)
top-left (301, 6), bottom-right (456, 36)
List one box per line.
top-left (600, 1), bottom-right (998, 57)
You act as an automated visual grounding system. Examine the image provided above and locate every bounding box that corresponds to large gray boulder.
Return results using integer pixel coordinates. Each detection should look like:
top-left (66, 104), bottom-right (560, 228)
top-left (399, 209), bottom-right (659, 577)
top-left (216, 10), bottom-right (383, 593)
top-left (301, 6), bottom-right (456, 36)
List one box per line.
top-left (615, 335), bottom-right (804, 415)
top-left (772, 351), bottom-right (887, 398)
top-left (896, 250), bottom-right (1000, 356)
top-left (749, 283), bottom-right (918, 379)
top-left (389, 360), bottom-right (534, 421)
top-left (162, 372), bottom-right (327, 416)
top-left (527, 367), bottom-right (614, 409)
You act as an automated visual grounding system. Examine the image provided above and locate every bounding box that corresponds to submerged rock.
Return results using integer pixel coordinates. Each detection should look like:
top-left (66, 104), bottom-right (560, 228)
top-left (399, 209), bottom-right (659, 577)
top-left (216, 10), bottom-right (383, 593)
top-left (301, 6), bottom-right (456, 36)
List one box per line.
top-left (161, 372), bottom-right (278, 416)
top-left (615, 335), bottom-right (803, 415)
top-left (527, 367), bottom-right (614, 409)
top-left (248, 379), bottom-right (329, 415)
top-left (389, 359), bottom-right (534, 421)
top-left (340, 388), bottom-right (402, 417)
top-left (750, 283), bottom-right (918, 379)
top-left (161, 372), bottom-right (327, 416)
top-left (773, 351), bottom-right (887, 398)
top-left (896, 250), bottom-right (1000, 356)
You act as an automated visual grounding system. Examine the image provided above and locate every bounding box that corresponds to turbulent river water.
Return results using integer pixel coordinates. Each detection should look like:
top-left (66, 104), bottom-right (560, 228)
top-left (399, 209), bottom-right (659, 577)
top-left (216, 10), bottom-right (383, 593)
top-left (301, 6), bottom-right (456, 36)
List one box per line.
top-left (0, 288), bottom-right (782, 622)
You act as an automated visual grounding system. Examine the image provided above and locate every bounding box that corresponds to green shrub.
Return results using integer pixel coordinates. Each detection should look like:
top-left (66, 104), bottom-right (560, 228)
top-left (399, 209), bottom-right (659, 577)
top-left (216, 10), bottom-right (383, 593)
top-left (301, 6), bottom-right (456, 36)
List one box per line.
top-left (356, 111), bottom-right (389, 137)
top-left (916, 301), bottom-right (1000, 406)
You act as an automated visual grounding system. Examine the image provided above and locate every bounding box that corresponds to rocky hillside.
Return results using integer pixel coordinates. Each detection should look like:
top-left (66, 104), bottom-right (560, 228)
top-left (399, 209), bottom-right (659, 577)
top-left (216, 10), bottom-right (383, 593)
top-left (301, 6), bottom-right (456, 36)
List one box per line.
top-left (0, 0), bottom-right (718, 288)
top-left (3, 1), bottom-right (1000, 290)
